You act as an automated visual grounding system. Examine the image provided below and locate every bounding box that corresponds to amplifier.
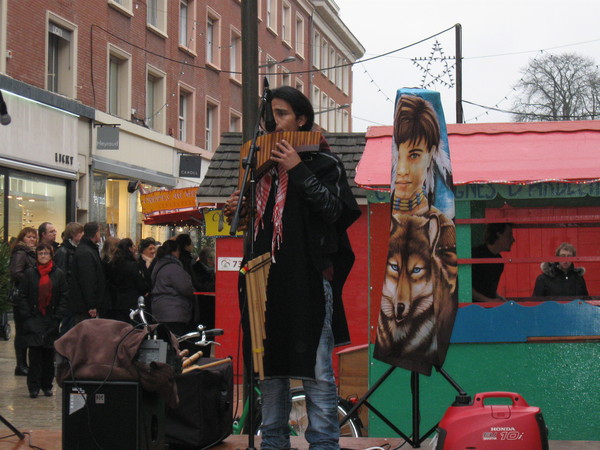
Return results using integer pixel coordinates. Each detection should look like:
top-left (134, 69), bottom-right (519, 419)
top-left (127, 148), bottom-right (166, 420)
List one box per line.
top-left (62, 380), bottom-right (164, 450)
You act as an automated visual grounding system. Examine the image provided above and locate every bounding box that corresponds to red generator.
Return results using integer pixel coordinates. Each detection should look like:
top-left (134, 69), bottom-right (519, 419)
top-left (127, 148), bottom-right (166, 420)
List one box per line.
top-left (435, 392), bottom-right (549, 450)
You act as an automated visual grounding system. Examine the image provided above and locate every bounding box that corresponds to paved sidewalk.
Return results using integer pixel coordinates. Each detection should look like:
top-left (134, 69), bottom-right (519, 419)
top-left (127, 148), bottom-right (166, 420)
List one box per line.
top-left (1, 322), bottom-right (599, 450)
top-left (0, 332), bottom-right (62, 431)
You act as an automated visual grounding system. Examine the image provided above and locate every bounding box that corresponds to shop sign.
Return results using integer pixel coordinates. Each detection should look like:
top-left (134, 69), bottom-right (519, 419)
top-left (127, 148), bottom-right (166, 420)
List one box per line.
top-left (204, 209), bottom-right (244, 237)
top-left (140, 186), bottom-right (197, 216)
top-left (97, 126), bottom-right (119, 150)
top-left (179, 154), bottom-right (202, 178)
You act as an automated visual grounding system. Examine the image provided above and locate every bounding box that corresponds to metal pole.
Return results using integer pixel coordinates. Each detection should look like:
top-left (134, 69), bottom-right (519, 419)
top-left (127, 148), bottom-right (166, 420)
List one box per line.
top-left (242, 0), bottom-right (259, 143)
top-left (241, 2), bottom-right (259, 448)
top-left (455, 23), bottom-right (463, 124)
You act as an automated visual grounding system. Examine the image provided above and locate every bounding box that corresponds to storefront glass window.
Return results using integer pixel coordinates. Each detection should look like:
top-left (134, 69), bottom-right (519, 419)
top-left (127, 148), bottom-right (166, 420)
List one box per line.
top-left (91, 173), bottom-right (107, 225)
top-left (7, 171), bottom-right (67, 240)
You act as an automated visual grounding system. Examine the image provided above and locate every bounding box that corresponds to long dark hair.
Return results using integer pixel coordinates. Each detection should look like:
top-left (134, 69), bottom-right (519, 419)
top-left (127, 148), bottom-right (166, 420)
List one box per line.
top-left (155, 240), bottom-right (178, 260)
top-left (271, 86), bottom-right (314, 131)
top-left (112, 238), bottom-right (135, 265)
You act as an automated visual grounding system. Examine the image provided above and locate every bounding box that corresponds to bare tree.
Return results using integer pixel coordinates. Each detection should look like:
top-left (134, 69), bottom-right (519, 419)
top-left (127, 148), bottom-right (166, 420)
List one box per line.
top-left (512, 53), bottom-right (600, 121)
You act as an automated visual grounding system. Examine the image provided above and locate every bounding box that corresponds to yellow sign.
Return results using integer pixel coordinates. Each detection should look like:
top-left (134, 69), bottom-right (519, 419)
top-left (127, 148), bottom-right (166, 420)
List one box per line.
top-left (140, 187), bottom-right (198, 215)
top-left (204, 209), bottom-right (244, 237)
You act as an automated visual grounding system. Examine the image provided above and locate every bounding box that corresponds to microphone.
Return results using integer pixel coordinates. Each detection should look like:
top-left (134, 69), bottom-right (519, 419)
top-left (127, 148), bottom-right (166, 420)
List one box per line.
top-left (0, 91), bottom-right (11, 126)
top-left (263, 78), bottom-right (276, 133)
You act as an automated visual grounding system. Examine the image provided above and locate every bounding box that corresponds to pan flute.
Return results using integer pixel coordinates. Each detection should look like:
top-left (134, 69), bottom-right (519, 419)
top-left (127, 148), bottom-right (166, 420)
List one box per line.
top-left (244, 252), bottom-right (272, 380)
top-left (237, 131), bottom-right (322, 189)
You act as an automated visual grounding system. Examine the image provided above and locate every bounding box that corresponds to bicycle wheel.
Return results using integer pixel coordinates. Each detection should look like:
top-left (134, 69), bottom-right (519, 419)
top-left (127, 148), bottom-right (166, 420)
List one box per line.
top-left (289, 387), bottom-right (363, 438)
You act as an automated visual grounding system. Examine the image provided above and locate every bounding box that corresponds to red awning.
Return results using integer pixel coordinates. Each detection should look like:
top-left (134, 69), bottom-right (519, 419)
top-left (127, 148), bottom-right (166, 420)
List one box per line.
top-left (355, 121), bottom-right (600, 189)
top-left (142, 209), bottom-right (203, 225)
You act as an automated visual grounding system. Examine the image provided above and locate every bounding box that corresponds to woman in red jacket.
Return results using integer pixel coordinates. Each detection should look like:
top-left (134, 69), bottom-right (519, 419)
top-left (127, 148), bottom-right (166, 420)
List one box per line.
top-left (16, 243), bottom-right (68, 398)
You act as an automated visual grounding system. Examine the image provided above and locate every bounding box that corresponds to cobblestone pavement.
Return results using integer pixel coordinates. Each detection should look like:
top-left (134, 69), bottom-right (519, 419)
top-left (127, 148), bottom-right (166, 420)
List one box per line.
top-left (0, 326), bottom-right (62, 432)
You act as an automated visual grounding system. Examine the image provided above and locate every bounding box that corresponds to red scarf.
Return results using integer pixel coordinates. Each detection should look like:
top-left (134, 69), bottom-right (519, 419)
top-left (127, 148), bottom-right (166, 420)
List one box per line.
top-left (255, 164), bottom-right (288, 258)
top-left (37, 260), bottom-right (54, 316)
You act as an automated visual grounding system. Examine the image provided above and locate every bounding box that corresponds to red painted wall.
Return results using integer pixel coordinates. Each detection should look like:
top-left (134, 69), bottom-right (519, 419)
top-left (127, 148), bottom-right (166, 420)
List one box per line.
top-left (213, 205), bottom-right (369, 382)
top-left (487, 206), bottom-right (600, 297)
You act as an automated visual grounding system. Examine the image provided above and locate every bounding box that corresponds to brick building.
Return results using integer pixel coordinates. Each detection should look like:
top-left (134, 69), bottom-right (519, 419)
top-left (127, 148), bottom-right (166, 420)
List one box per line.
top-left (0, 0), bottom-right (364, 242)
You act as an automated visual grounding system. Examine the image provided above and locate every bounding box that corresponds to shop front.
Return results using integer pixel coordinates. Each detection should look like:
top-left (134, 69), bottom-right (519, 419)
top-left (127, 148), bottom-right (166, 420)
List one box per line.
top-left (91, 110), bottom-right (183, 244)
top-left (0, 78), bottom-right (89, 240)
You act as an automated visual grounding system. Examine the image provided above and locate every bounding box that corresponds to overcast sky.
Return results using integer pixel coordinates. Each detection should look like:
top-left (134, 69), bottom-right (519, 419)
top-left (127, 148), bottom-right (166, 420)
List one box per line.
top-left (335, 0), bottom-right (600, 131)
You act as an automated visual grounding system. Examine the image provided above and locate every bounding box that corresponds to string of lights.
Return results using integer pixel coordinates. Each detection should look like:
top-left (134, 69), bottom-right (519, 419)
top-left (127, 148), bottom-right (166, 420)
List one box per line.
top-left (464, 50), bottom-right (547, 122)
top-left (462, 99), bottom-right (600, 121)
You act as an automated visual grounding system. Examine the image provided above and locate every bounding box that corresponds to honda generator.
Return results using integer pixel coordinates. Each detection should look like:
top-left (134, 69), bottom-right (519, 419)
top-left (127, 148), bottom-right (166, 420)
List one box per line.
top-left (435, 391), bottom-right (549, 450)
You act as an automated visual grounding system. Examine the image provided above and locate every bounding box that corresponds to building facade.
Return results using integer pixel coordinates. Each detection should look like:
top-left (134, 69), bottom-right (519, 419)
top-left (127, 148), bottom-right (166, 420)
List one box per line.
top-left (0, 0), bottom-right (364, 242)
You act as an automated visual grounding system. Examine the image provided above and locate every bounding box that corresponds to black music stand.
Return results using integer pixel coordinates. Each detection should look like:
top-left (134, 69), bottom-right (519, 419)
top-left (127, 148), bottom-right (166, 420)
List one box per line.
top-left (230, 77), bottom-right (272, 450)
top-left (340, 365), bottom-right (469, 448)
top-left (0, 413), bottom-right (25, 441)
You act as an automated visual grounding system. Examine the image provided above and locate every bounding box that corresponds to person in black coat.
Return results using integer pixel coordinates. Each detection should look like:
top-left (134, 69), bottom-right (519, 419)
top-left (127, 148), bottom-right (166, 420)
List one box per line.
top-left (69, 222), bottom-right (106, 323)
top-left (9, 227), bottom-right (38, 376)
top-left (108, 238), bottom-right (146, 323)
top-left (16, 243), bottom-right (68, 398)
top-left (192, 247), bottom-right (216, 329)
top-left (533, 242), bottom-right (589, 298)
top-left (54, 222), bottom-right (84, 335)
top-left (175, 233), bottom-right (194, 276)
top-left (137, 237), bottom-right (158, 296)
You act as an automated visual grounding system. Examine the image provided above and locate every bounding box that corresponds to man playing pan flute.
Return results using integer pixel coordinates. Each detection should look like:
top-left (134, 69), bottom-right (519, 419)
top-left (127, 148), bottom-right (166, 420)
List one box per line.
top-left (224, 86), bottom-right (360, 450)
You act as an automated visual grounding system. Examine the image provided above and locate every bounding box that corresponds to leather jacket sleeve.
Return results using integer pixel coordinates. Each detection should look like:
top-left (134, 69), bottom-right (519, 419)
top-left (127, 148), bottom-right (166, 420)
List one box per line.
top-left (287, 160), bottom-right (343, 224)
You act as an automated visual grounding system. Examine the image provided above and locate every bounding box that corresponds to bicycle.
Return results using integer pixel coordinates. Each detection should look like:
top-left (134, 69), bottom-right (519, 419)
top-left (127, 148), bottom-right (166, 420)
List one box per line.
top-left (231, 378), bottom-right (364, 438)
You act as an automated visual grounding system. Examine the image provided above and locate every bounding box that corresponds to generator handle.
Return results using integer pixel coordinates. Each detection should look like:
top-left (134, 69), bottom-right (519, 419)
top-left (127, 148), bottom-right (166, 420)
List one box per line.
top-left (473, 392), bottom-right (530, 407)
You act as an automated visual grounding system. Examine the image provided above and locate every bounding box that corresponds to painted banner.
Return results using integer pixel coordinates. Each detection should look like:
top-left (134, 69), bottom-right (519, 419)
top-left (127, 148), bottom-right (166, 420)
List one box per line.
top-left (140, 187), bottom-right (198, 217)
top-left (373, 89), bottom-right (458, 376)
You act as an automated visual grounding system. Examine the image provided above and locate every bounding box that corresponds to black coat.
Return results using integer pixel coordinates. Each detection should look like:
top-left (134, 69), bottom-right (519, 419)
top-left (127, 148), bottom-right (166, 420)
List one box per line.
top-left (54, 240), bottom-right (77, 283)
top-left (138, 257), bottom-right (153, 295)
top-left (69, 237), bottom-right (106, 313)
top-left (533, 262), bottom-right (589, 297)
top-left (108, 256), bottom-right (147, 311)
top-left (253, 139), bottom-right (360, 379)
top-left (9, 244), bottom-right (36, 287)
top-left (16, 265), bottom-right (69, 348)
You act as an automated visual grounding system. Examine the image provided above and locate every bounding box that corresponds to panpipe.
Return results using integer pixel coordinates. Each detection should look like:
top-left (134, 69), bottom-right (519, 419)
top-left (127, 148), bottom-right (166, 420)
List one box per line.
top-left (243, 252), bottom-right (272, 380)
top-left (237, 131), bottom-right (322, 189)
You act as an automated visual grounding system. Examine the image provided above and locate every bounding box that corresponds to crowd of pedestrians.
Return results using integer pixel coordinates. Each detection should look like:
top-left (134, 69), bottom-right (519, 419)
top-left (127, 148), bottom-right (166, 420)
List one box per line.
top-left (8, 221), bottom-right (216, 399)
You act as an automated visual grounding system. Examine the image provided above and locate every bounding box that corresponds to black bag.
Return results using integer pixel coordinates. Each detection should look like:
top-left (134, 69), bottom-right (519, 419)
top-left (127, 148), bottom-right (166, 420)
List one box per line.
top-left (165, 357), bottom-right (233, 449)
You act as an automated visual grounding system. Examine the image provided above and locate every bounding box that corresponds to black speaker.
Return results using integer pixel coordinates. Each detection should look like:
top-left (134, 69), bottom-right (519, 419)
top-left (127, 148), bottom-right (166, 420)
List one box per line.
top-left (62, 380), bottom-right (164, 450)
top-left (166, 358), bottom-right (233, 449)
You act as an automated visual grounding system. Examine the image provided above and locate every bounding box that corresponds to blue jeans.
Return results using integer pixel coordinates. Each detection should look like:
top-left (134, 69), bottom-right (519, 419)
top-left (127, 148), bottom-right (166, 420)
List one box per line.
top-left (259, 279), bottom-right (339, 449)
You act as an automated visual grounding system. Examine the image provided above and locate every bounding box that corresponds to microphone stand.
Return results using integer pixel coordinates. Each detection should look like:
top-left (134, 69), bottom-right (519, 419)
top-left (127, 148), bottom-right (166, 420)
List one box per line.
top-left (230, 77), bottom-right (271, 449)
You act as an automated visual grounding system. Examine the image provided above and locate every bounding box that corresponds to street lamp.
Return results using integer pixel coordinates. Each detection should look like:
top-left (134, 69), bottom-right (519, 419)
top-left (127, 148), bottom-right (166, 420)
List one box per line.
top-left (314, 103), bottom-right (350, 115)
top-left (258, 56), bottom-right (297, 68)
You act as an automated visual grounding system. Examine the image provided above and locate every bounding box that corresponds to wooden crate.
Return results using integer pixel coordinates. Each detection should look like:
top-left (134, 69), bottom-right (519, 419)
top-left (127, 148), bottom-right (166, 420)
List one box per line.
top-left (337, 344), bottom-right (369, 432)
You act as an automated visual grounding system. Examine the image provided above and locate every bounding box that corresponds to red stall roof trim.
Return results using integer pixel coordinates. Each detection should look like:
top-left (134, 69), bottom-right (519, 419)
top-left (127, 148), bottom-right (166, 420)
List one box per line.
top-left (356, 120), bottom-right (600, 189)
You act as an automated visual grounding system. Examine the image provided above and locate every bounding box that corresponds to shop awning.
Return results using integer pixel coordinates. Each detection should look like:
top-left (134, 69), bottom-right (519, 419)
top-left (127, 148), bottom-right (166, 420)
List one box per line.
top-left (141, 186), bottom-right (215, 225)
top-left (355, 121), bottom-right (600, 189)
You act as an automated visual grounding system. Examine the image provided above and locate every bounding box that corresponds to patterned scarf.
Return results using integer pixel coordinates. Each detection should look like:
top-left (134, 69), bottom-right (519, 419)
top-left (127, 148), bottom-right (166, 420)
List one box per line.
top-left (255, 164), bottom-right (288, 258)
top-left (37, 260), bottom-right (54, 316)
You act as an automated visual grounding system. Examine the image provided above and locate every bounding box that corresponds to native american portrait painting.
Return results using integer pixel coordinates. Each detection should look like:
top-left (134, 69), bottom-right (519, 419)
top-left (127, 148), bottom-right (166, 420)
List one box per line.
top-left (373, 89), bottom-right (458, 376)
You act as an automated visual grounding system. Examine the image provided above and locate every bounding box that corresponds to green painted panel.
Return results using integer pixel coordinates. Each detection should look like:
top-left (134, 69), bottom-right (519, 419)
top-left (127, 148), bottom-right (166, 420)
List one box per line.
top-left (456, 201), bottom-right (472, 303)
top-left (368, 343), bottom-right (600, 440)
top-left (455, 182), bottom-right (600, 201)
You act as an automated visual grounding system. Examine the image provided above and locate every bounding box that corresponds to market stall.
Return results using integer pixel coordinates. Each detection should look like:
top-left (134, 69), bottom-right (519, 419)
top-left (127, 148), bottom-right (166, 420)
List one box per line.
top-left (356, 120), bottom-right (600, 440)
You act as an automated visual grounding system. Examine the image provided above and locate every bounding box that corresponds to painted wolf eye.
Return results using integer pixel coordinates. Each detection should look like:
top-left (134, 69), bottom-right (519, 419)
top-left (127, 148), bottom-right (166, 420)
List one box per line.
top-left (411, 266), bottom-right (424, 274)
top-left (388, 263), bottom-right (399, 273)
